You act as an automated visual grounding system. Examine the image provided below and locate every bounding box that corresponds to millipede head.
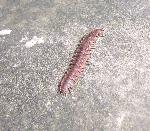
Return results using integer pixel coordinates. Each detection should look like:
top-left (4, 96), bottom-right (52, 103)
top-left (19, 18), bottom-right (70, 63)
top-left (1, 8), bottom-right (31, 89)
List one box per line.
top-left (91, 28), bottom-right (104, 37)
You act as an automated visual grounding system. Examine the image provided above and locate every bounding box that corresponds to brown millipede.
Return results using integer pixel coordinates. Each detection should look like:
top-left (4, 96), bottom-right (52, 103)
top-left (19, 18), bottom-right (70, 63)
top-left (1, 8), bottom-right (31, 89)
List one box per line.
top-left (58, 29), bottom-right (104, 95)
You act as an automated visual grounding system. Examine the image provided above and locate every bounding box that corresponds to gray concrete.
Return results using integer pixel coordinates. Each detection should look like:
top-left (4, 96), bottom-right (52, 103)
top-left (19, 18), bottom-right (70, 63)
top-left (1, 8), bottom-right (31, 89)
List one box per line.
top-left (0, 0), bottom-right (150, 131)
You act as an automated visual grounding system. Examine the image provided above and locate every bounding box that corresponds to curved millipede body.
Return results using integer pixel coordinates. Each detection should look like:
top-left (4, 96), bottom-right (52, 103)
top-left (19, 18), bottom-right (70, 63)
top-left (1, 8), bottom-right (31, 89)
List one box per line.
top-left (58, 29), bottom-right (104, 95)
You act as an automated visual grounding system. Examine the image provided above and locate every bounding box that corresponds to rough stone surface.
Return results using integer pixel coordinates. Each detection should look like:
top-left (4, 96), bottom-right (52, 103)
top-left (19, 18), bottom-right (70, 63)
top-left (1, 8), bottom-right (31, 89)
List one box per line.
top-left (0, 0), bottom-right (150, 131)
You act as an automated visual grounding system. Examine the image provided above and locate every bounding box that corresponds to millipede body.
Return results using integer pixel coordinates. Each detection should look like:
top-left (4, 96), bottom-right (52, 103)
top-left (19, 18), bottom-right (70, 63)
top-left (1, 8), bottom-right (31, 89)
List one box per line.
top-left (58, 29), bottom-right (104, 95)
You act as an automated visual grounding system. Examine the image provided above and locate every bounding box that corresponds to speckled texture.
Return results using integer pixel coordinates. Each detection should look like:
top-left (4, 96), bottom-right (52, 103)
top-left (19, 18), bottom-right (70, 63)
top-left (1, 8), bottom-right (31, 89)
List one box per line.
top-left (0, 0), bottom-right (150, 131)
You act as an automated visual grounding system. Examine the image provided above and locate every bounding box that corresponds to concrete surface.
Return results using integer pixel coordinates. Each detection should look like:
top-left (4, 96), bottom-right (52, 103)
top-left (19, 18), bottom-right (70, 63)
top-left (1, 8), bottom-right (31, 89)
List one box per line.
top-left (0, 0), bottom-right (150, 131)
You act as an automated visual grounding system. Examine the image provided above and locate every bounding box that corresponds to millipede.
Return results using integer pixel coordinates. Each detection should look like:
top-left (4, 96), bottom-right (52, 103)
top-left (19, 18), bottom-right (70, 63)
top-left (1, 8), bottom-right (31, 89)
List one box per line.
top-left (58, 28), bottom-right (104, 95)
